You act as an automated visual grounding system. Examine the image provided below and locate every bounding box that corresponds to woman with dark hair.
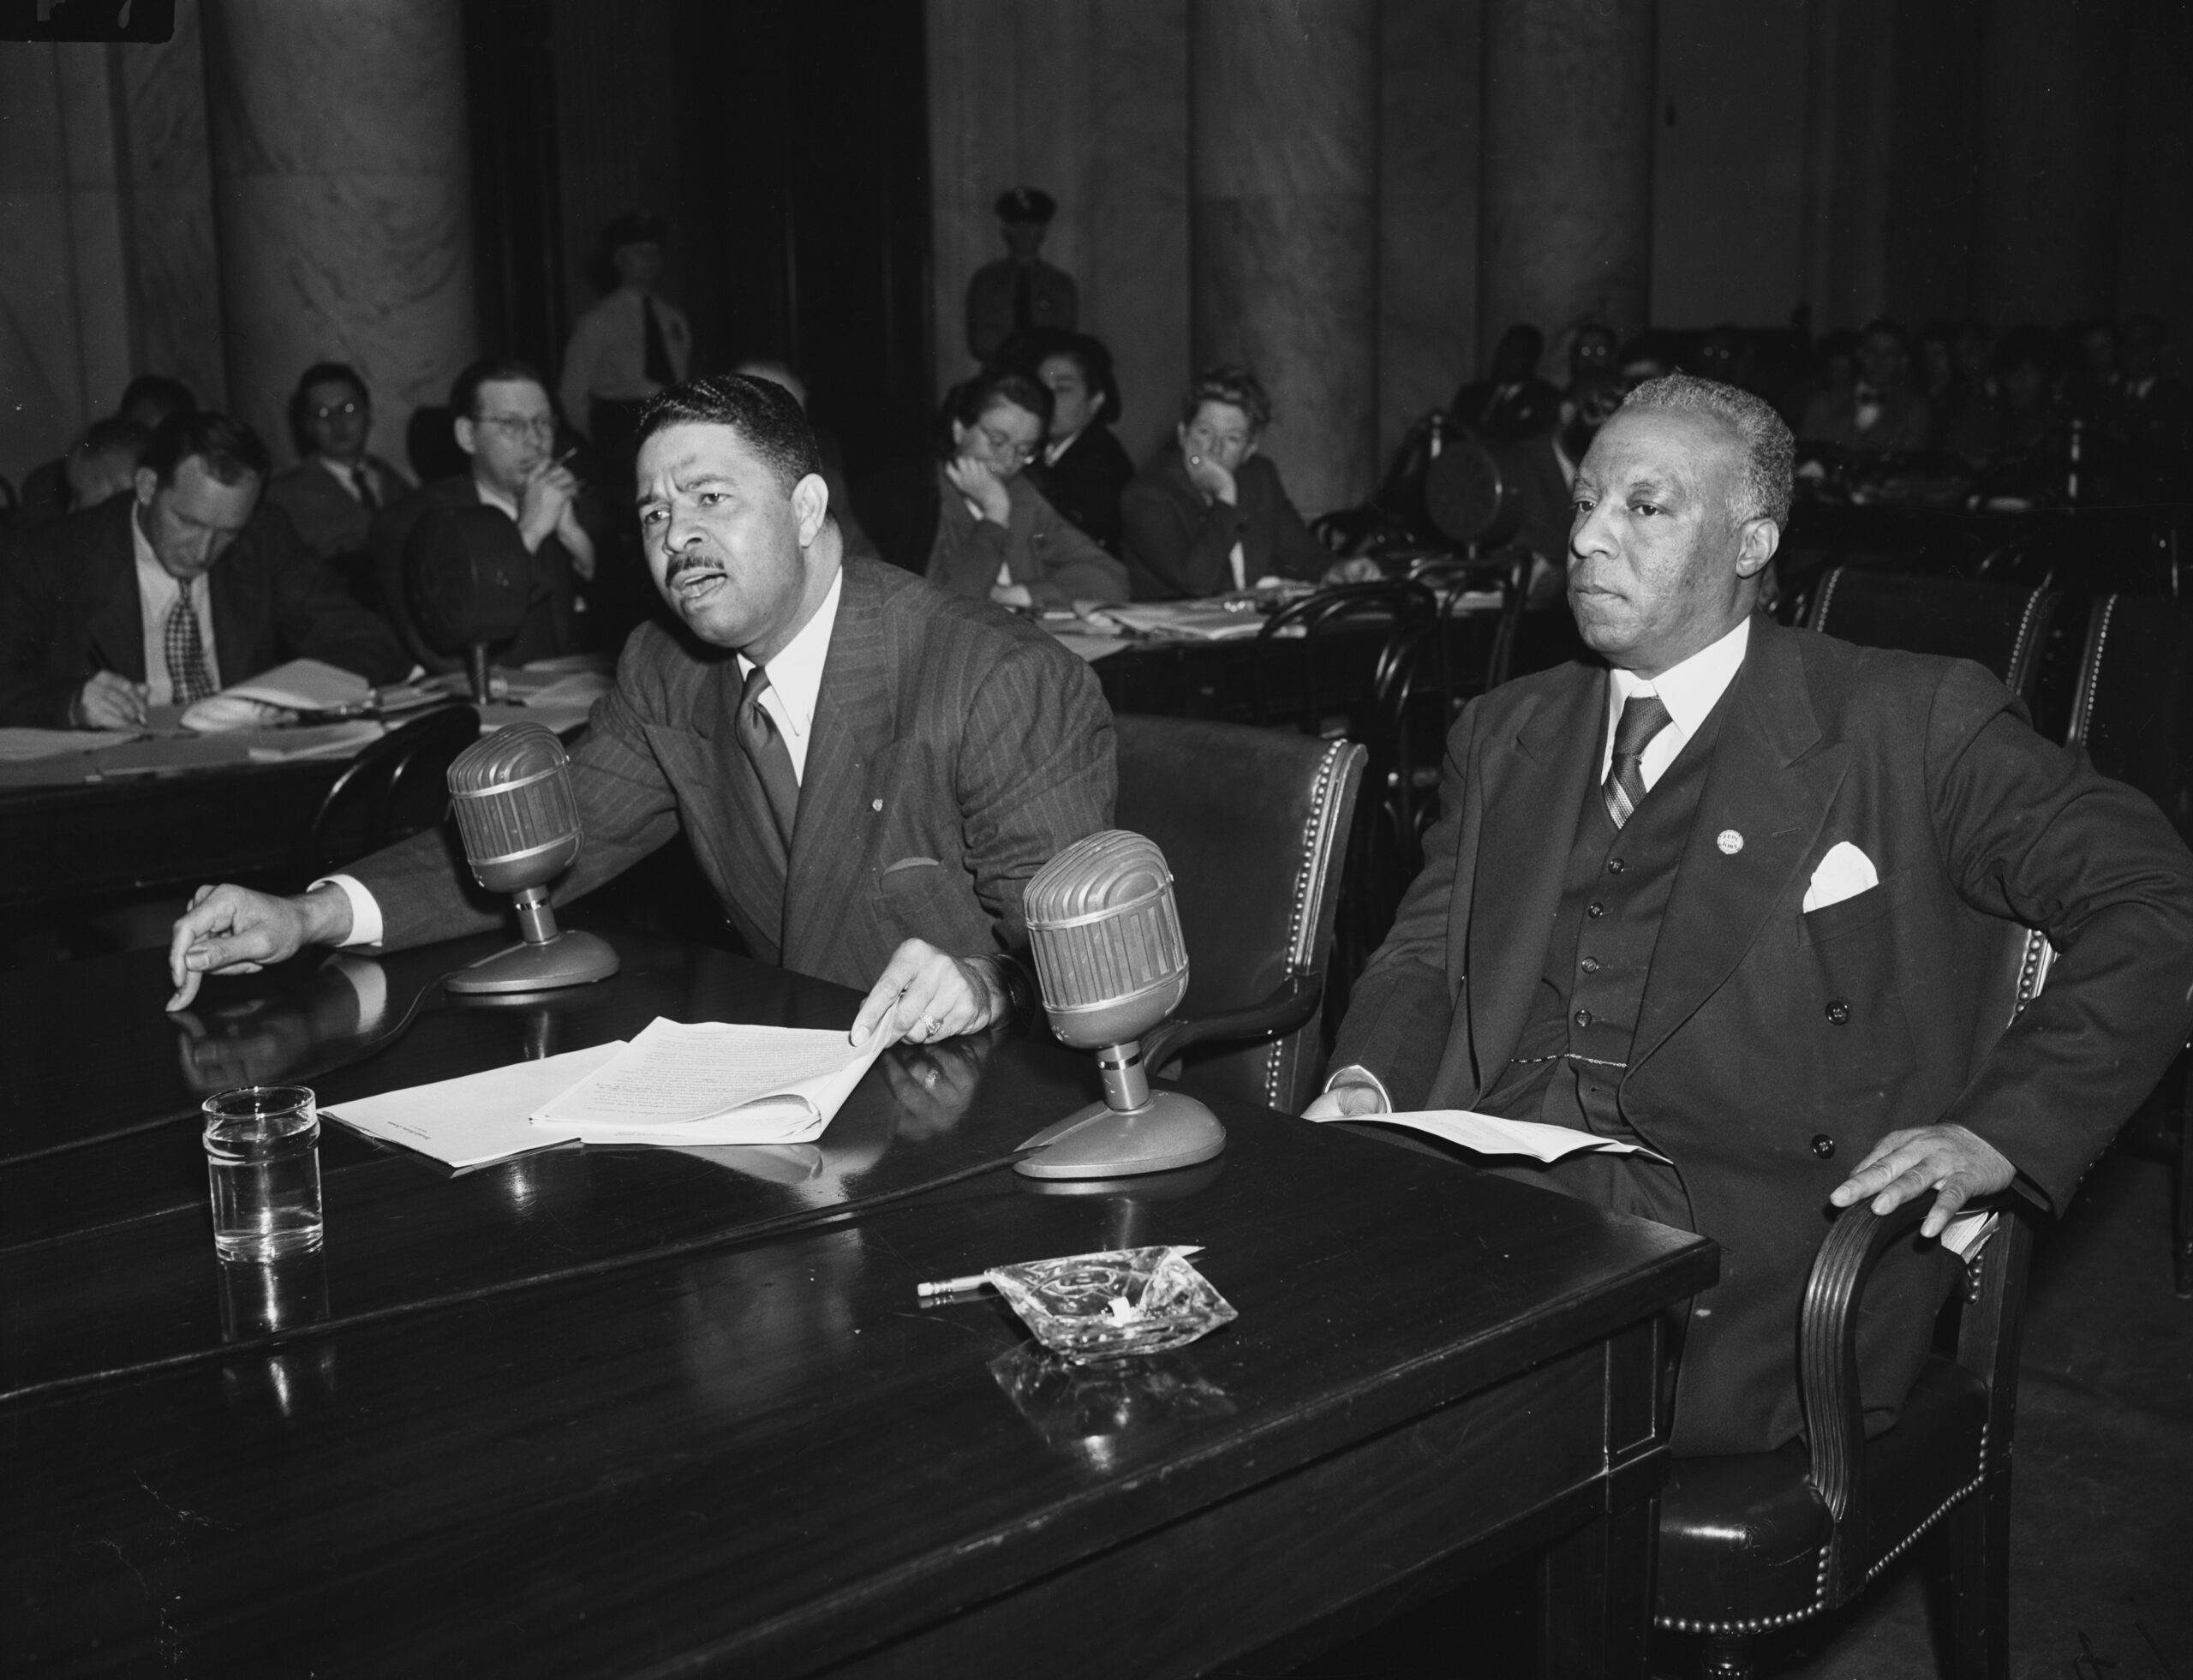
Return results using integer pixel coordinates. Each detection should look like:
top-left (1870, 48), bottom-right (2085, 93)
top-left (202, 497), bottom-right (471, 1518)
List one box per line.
top-left (1017, 330), bottom-right (1135, 554)
top-left (908, 368), bottom-right (1126, 608)
top-left (1120, 365), bottom-right (1365, 601)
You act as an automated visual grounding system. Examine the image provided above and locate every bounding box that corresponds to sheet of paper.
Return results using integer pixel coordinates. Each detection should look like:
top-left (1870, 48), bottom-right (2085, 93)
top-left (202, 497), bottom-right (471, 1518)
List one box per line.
top-left (223, 658), bottom-right (374, 712)
top-left (0, 727), bottom-right (143, 762)
top-left (530, 1017), bottom-right (887, 1144)
top-left (244, 720), bottom-right (385, 762)
top-left (1312, 1107), bottom-right (1670, 1164)
top-left (324, 1042), bottom-right (623, 1169)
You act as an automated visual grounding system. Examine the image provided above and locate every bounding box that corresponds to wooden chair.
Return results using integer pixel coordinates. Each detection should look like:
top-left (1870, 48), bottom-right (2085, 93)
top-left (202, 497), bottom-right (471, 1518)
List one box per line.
top-left (1653, 922), bottom-right (2049, 1677)
top-left (1807, 567), bottom-right (2059, 700)
top-left (2066, 594), bottom-right (2193, 1295)
top-left (1249, 577), bottom-right (1438, 740)
top-left (1117, 716), bottom-right (1366, 1115)
top-left (290, 703), bottom-right (481, 880)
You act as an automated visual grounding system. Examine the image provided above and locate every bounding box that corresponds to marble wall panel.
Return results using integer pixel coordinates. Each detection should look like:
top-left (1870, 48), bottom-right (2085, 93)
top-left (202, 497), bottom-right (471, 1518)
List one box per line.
top-left (1480, 0), bottom-right (1658, 361)
top-left (204, 0), bottom-right (476, 467)
top-left (1191, 0), bottom-right (1379, 514)
top-left (1380, 0), bottom-right (1479, 458)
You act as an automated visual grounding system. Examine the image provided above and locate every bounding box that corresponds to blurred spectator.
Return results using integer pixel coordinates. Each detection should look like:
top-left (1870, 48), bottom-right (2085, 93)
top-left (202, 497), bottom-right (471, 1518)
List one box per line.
top-left (1617, 331), bottom-right (1682, 384)
top-left (63, 419), bottom-right (150, 514)
top-left (1801, 319), bottom-right (1931, 452)
top-left (1502, 372), bottom-right (1627, 610)
top-left (1451, 324), bottom-right (1561, 443)
top-left (1121, 365), bottom-right (1374, 601)
top-left (1934, 320), bottom-right (2002, 464)
top-left (860, 368), bottom-right (1122, 608)
top-left (2064, 319), bottom-right (2123, 429)
top-left (966, 188), bottom-right (1078, 365)
top-left (1695, 324), bottom-right (1758, 396)
top-left (732, 357), bottom-right (878, 561)
top-left (0, 410), bottom-right (406, 728)
top-left (1015, 330), bottom-right (1134, 555)
top-left (1916, 321), bottom-right (1957, 407)
top-left (561, 210), bottom-right (691, 524)
top-left (1567, 320), bottom-right (1619, 385)
top-left (2117, 316), bottom-right (2190, 495)
top-left (263, 362), bottom-right (411, 570)
top-left (1988, 325), bottom-right (2066, 487)
top-left (369, 358), bottom-right (595, 673)
top-left (18, 374), bottom-right (196, 528)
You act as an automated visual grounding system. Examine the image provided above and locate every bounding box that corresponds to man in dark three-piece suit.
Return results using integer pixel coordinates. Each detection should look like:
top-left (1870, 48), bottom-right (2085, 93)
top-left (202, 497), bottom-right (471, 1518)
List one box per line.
top-left (0, 412), bottom-right (408, 729)
top-left (166, 375), bottom-right (1114, 1050)
top-left (1310, 375), bottom-right (2193, 1456)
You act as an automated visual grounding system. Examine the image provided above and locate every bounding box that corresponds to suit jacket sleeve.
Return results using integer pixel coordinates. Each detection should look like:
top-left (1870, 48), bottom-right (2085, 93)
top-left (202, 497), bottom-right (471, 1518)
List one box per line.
top-left (0, 541), bottom-right (79, 726)
top-left (1927, 662), bottom-right (2193, 1207)
top-left (1252, 459), bottom-right (1331, 583)
top-left (1020, 489), bottom-right (1128, 607)
top-left (261, 517), bottom-right (409, 683)
top-left (348, 631), bottom-right (689, 952)
top-left (1120, 470), bottom-right (1243, 598)
top-left (1327, 702), bottom-right (1485, 1106)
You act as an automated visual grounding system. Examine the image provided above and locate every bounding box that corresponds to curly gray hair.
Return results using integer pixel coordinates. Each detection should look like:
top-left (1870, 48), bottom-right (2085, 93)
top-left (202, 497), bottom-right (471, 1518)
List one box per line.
top-left (1619, 373), bottom-right (1794, 526)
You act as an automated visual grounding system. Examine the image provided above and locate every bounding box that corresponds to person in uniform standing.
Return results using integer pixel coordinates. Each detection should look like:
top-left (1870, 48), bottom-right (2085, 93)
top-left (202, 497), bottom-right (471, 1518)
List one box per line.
top-left (965, 188), bottom-right (1078, 366)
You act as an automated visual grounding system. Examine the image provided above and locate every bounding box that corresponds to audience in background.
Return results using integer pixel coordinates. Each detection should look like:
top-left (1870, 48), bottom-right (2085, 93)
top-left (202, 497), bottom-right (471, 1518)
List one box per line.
top-left (1933, 321), bottom-right (2004, 465)
top-left (263, 362), bottom-right (412, 579)
top-left (1450, 324), bottom-right (1561, 444)
top-left (0, 410), bottom-right (406, 728)
top-left (916, 368), bottom-right (1126, 609)
top-left (1565, 320), bottom-right (1619, 386)
top-left (966, 188), bottom-right (1079, 366)
top-left (731, 358), bottom-right (878, 563)
top-left (1016, 329), bottom-right (1135, 556)
top-left (1503, 372), bottom-right (1628, 610)
top-left (1121, 365), bottom-right (1375, 601)
top-left (2118, 316), bottom-right (2191, 496)
top-left (1800, 318), bottom-right (1932, 452)
top-left (16, 374), bottom-right (196, 529)
top-left (560, 211), bottom-right (691, 493)
top-left (63, 419), bottom-right (150, 515)
top-left (369, 358), bottom-right (595, 674)
top-left (1989, 326), bottom-right (2065, 478)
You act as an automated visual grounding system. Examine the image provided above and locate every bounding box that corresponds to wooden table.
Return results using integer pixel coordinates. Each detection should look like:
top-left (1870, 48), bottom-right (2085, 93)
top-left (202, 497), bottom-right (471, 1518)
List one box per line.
top-left (0, 930), bottom-right (1716, 1677)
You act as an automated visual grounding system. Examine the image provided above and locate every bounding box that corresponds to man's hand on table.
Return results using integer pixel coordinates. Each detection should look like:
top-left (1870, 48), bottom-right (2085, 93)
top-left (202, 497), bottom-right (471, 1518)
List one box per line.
top-left (1830, 1123), bottom-right (2017, 1241)
top-left (1301, 1075), bottom-right (1389, 1120)
top-left (74, 672), bottom-right (149, 729)
top-left (851, 939), bottom-right (1013, 1049)
top-left (1320, 557), bottom-right (1386, 588)
top-left (166, 882), bottom-right (353, 1012)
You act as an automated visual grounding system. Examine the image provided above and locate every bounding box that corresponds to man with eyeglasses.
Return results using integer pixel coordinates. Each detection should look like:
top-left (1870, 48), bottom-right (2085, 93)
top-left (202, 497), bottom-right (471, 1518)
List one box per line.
top-left (264, 362), bottom-right (414, 570)
top-left (368, 357), bottom-right (598, 673)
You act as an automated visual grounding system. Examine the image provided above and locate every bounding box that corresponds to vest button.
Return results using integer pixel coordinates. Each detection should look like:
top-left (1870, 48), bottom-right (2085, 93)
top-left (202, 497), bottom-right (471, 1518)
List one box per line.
top-left (1574, 1008), bottom-right (1592, 1027)
top-left (1580, 956), bottom-right (1601, 973)
top-left (1826, 1000), bottom-right (1851, 1025)
top-left (1812, 1133), bottom-right (1837, 1158)
top-left (1607, 858), bottom-right (1626, 874)
top-left (1586, 902), bottom-right (1605, 918)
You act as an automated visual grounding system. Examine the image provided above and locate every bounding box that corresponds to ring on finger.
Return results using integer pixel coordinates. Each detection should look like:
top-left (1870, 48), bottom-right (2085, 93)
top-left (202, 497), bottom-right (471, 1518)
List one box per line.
top-left (917, 1014), bottom-right (945, 1040)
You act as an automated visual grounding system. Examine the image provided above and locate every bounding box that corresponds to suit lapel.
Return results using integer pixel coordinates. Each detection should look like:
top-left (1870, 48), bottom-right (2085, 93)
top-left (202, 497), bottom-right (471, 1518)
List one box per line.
top-left (781, 565), bottom-right (894, 965)
top-left (690, 656), bottom-right (792, 958)
top-left (1629, 619), bottom-right (1848, 1073)
top-left (1467, 664), bottom-right (1607, 1089)
top-left (207, 533), bottom-right (265, 687)
top-left (85, 500), bottom-right (149, 679)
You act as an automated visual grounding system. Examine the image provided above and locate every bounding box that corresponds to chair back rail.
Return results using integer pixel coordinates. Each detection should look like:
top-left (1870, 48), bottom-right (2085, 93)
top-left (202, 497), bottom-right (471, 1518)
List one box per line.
top-left (1808, 565), bottom-right (2060, 700)
top-left (293, 703), bottom-right (481, 880)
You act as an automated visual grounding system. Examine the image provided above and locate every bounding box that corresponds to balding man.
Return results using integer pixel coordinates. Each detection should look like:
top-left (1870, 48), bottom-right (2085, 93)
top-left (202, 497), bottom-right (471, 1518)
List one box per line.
top-left (1309, 374), bottom-right (2193, 1456)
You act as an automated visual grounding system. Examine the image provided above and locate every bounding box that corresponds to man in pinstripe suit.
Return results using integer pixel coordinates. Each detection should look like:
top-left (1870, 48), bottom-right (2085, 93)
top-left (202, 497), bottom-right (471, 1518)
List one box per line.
top-left (165, 376), bottom-right (1116, 1048)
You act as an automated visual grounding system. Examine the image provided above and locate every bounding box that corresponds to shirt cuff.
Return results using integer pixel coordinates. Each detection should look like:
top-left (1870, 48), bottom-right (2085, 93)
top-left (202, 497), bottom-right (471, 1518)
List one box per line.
top-left (309, 874), bottom-right (385, 949)
top-left (1323, 1064), bottom-right (1393, 1112)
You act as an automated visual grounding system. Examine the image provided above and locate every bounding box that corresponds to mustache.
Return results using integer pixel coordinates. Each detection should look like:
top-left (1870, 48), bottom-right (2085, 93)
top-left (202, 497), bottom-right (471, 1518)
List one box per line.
top-left (663, 552), bottom-right (727, 584)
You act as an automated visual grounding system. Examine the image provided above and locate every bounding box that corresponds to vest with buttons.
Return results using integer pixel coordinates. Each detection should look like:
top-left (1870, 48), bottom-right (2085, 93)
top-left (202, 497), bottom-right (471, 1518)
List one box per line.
top-left (1479, 685), bottom-right (1732, 1141)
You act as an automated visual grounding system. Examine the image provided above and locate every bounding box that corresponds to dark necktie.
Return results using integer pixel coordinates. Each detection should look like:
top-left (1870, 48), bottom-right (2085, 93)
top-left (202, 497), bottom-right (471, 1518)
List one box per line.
top-left (166, 576), bottom-right (217, 706)
top-left (354, 465), bottom-right (379, 512)
top-left (1013, 265), bottom-right (1034, 333)
top-left (642, 296), bottom-right (673, 386)
top-left (736, 665), bottom-right (800, 850)
top-left (1603, 692), bottom-right (1673, 829)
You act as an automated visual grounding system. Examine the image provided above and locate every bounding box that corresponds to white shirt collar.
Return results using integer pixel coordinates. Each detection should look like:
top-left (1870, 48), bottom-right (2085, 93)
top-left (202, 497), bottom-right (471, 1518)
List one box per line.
top-left (472, 475), bottom-right (519, 521)
top-left (734, 566), bottom-right (843, 778)
top-left (1601, 615), bottom-right (1751, 782)
top-left (1043, 428), bottom-right (1084, 467)
top-left (318, 456), bottom-right (360, 493)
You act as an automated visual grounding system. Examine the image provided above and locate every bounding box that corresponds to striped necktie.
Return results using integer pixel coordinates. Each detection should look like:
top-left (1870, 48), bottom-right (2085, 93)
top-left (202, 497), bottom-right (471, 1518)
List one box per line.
top-left (1602, 692), bottom-right (1673, 829)
top-left (166, 576), bottom-right (216, 706)
top-left (736, 665), bottom-right (800, 850)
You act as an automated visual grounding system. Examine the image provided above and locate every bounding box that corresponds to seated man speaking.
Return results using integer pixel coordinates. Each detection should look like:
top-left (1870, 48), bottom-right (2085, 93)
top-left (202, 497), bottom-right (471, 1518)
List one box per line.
top-left (167, 374), bottom-right (1116, 1048)
top-left (1309, 374), bottom-right (2193, 1456)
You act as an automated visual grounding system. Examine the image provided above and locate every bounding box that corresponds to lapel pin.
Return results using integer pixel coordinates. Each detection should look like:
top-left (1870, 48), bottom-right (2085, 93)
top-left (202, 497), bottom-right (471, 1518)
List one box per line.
top-left (1717, 828), bottom-right (1744, 855)
top-left (871, 798), bottom-right (884, 812)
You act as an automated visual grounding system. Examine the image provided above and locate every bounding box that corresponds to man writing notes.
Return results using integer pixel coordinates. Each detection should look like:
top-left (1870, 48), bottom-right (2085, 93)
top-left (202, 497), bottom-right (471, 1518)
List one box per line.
top-left (0, 411), bottom-right (408, 728)
top-left (167, 375), bottom-right (1115, 1049)
top-left (1307, 374), bottom-right (2193, 1456)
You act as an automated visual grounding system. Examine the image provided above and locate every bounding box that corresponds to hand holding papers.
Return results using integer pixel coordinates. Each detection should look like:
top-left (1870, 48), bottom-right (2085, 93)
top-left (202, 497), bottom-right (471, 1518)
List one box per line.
top-left (1307, 1107), bottom-right (1670, 1164)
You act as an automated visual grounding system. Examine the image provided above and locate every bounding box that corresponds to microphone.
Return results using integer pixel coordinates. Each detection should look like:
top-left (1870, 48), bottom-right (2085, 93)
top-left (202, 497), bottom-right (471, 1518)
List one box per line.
top-left (1013, 830), bottom-right (1226, 1180)
top-left (405, 504), bottom-right (535, 704)
top-left (440, 722), bottom-right (620, 995)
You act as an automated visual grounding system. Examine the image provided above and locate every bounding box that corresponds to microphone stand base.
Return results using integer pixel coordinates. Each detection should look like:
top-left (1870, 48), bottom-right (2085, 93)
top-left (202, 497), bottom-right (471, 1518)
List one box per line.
top-left (1014, 1091), bottom-right (1226, 1180)
top-left (445, 930), bottom-right (621, 995)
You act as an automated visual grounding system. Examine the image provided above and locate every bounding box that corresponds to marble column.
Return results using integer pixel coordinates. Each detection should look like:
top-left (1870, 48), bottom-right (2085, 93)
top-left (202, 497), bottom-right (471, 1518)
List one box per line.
top-left (1479, 0), bottom-right (1657, 364)
top-left (1190, 0), bottom-right (1379, 516)
top-left (1971, 0), bottom-right (2123, 326)
top-left (202, 0), bottom-right (477, 468)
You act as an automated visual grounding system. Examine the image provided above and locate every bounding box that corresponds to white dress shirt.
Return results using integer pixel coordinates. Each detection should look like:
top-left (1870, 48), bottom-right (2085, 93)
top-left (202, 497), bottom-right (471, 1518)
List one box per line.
top-left (132, 505), bottom-right (220, 706)
top-left (319, 570), bottom-right (846, 949)
top-left (1325, 614), bottom-right (1754, 1111)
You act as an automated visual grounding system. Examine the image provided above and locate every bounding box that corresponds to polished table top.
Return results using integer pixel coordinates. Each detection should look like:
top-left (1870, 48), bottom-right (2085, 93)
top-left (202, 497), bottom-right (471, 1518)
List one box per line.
top-left (0, 930), bottom-right (1715, 1675)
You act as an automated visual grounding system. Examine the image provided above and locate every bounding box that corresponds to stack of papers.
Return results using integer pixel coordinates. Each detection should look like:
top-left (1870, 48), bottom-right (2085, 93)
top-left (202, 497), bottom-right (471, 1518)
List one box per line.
top-left (1096, 600), bottom-right (1271, 642)
top-left (182, 659), bottom-right (374, 731)
top-left (325, 1018), bottom-right (887, 1170)
top-left (1308, 1108), bottom-right (1670, 1163)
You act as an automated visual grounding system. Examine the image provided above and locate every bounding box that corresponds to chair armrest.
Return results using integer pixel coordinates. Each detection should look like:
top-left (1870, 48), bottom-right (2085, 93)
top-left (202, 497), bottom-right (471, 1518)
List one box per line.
top-left (1800, 1191), bottom-right (2023, 1531)
top-left (1140, 973), bottom-right (1322, 1072)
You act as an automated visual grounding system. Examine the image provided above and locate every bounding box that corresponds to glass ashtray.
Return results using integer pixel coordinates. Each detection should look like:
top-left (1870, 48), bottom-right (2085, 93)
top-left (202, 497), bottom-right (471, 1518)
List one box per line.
top-left (984, 1245), bottom-right (1236, 1360)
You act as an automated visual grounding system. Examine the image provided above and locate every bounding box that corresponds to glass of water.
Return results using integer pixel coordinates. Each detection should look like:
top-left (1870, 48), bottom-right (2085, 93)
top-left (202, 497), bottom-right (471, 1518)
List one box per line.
top-left (202, 1085), bottom-right (323, 1261)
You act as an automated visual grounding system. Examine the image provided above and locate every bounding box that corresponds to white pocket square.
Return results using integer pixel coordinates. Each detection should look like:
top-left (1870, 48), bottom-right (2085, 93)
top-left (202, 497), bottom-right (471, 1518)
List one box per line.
top-left (1802, 840), bottom-right (1879, 912)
